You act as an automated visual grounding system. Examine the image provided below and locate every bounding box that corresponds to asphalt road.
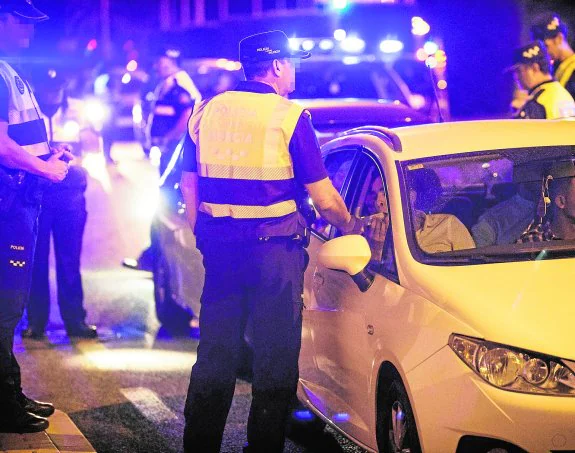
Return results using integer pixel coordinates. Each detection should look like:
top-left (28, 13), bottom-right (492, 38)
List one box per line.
top-left (14, 144), bottom-right (367, 453)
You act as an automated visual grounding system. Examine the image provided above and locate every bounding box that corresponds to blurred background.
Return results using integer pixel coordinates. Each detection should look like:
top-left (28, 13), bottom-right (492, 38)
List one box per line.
top-left (22, 0), bottom-right (575, 127)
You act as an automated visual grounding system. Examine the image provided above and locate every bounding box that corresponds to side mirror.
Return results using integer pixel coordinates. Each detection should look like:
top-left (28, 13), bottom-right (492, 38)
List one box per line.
top-left (318, 235), bottom-right (374, 292)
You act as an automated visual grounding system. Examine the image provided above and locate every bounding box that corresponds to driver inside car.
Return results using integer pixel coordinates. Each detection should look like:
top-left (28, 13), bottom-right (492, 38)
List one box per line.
top-left (363, 178), bottom-right (390, 264)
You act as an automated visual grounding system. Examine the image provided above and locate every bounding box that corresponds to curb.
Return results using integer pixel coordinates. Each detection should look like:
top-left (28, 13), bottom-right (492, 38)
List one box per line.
top-left (0, 410), bottom-right (95, 453)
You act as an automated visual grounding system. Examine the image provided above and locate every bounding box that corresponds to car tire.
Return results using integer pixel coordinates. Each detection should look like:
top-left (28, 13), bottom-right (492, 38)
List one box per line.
top-left (378, 378), bottom-right (422, 453)
top-left (153, 252), bottom-right (193, 331)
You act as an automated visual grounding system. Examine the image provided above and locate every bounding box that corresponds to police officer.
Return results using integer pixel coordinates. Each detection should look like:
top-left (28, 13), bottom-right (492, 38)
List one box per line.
top-left (509, 41), bottom-right (575, 119)
top-left (531, 12), bottom-right (575, 100)
top-left (122, 49), bottom-right (202, 272)
top-left (149, 48), bottom-right (201, 174)
top-left (180, 30), bottom-right (363, 453)
top-left (22, 69), bottom-right (97, 340)
top-left (0, 0), bottom-right (72, 433)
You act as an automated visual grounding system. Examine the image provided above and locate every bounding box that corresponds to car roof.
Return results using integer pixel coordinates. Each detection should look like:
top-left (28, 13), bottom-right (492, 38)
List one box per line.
top-left (387, 119), bottom-right (575, 161)
top-left (295, 98), bottom-right (429, 130)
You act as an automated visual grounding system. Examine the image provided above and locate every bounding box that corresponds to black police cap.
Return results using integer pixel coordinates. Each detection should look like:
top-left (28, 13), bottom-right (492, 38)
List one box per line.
top-left (239, 30), bottom-right (311, 64)
top-left (0, 0), bottom-right (48, 22)
top-left (506, 40), bottom-right (551, 71)
top-left (531, 12), bottom-right (568, 41)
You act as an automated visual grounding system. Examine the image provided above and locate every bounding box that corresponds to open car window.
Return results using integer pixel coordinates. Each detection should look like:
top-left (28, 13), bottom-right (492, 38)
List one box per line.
top-left (401, 145), bottom-right (575, 265)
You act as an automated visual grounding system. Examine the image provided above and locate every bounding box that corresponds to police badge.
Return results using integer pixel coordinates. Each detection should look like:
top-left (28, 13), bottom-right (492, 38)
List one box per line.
top-left (14, 76), bottom-right (25, 95)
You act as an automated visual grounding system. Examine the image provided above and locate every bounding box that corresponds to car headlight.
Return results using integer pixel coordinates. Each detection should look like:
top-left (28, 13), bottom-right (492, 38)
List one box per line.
top-left (449, 334), bottom-right (575, 396)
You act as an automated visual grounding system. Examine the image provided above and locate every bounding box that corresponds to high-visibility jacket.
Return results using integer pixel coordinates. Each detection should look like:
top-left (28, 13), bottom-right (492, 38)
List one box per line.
top-left (0, 60), bottom-right (50, 157)
top-left (516, 80), bottom-right (575, 119)
top-left (189, 90), bottom-right (305, 222)
top-left (555, 54), bottom-right (575, 95)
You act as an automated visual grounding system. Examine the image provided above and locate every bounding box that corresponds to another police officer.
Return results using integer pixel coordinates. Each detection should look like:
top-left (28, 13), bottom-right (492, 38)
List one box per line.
top-left (22, 69), bottom-right (97, 340)
top-left (180, 30), bottom-right (362, 453)
top-left (509, 41), bottom-right (575, 119)
top-left (0, 0), bottom-right (72, 433)
top-left (531, 12), bottom-right (575, 100)
top-left (149, 48), bottom-right (201, 175)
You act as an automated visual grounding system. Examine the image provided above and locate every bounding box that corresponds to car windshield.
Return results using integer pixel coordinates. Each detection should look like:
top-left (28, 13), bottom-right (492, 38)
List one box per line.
top-left (291, 60), bottom-right (407, 104)
top-left (401, 145), bottom-right (575, 264)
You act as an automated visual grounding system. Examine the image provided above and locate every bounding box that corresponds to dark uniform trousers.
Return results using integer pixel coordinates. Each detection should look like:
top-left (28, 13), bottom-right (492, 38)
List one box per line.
top-left (0, 188), bottom-right (41, 391)
top-left (184, 237), bottom-right (307, 453)
top-left (27, 176), bottom-right (87, 331)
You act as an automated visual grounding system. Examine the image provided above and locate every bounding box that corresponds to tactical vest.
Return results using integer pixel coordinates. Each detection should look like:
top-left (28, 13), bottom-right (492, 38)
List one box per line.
top-left (190, 91), bottom-right (304, 220)
top-left (0, 60), bottom-right (49, 157)
top-left (528, 80), bottom-right (575, 119)
top-left (555, 54), bottom-right (575, 89)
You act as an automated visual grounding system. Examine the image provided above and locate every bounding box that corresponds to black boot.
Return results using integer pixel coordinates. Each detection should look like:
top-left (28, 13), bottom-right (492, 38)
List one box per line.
top-left (0, 377), bottom-right (49, 433)
top-left (18, 393), bottom-right (55, 418)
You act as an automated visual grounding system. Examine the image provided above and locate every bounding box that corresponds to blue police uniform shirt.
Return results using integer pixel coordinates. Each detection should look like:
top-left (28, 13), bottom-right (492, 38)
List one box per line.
top-left (182, 81), bottom-right (327, 241)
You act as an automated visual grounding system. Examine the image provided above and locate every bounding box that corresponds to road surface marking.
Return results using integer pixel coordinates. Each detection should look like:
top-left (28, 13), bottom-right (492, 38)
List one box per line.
top-left (120, 387), bottom-right (178, 423)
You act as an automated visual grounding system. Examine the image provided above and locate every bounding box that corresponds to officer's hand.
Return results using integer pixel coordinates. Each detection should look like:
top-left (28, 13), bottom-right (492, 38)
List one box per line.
top-left (43, 151), bottom-right (70, 182)
top-left (50, 144), bottom-right (75, 163)
top-left (340, 214), bottom-right (364, 235)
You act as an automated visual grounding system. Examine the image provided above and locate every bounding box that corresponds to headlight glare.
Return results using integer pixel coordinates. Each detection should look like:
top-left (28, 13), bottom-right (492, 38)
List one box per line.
top-left (449, 334), bottom-right (575, 396)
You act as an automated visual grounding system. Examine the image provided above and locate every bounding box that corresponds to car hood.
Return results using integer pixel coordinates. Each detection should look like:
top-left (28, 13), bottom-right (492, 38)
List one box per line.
top-left (405, 258), bottom-right (575, 361)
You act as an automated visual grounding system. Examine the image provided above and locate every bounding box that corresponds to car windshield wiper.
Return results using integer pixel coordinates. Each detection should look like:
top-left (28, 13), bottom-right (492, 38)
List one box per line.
top-left (431, 241), bottom-right (575, 263)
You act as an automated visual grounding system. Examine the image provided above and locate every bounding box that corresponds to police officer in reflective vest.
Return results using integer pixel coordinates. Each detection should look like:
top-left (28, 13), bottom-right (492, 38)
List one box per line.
top-left (149, 48), bottom-right (201, 175)
top-left (0, 0), bottom-right (73, 433)
top-left (22, 68), bottom-right (97, 340)
top-left (531, 12), bottom-right (575, 100)
top-left (180, 30), bottom-right (363, 453)
top-left (509, 41), bottom-right (575, 119)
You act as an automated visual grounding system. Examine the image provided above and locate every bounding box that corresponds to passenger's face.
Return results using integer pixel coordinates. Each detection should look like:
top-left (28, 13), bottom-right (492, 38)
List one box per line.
top-left (557, 178), bottom-right (575, 223)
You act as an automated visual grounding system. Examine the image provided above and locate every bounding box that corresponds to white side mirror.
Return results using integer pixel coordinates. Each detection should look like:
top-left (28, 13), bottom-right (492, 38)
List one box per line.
top-left (318, 235), bottom-right (374, 292)
top-left (318, 235), bottom-right (371, 275)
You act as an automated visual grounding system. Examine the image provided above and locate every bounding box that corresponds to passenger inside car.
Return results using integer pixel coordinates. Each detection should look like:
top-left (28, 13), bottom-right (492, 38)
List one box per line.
top-left (407, 168), bottom-right (476, 253)
top-left (471, 164), bottom-right (540, 247)
top-left (361, 177), bottom-right (390, 264)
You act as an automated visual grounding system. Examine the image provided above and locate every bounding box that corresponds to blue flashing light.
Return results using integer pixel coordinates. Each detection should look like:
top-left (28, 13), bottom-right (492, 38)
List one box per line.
top-left (425, 56), bottom-right (438, 69)
top-left (333, 29), bottom-right (347, 41)
top-left (340, 36), bottom-right (365, 53)
top-left (319, 39), bottom-right (335, 51)
top-left (333, 412), bottom-right (350, 422)
top-left (332, 0), bottom-right (348, 10)
top-left (379, 39), bottom-right (404, 54)
top-left (293, 410), bottom-right (315, 421)
top-left (342, 56), bottom-right (361, 65)
top-left (423, 41), bottom-right (439, 55)
top-left (288, 38), bottom-right (300, 51)
top-left (301, 39), bottom-right (315, 52)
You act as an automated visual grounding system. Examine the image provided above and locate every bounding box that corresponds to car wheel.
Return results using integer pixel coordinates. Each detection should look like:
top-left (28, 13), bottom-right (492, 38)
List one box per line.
top-left (153, 252), bottom-right (193, 330)
top-left (379, 378), bottom-right (421, 453)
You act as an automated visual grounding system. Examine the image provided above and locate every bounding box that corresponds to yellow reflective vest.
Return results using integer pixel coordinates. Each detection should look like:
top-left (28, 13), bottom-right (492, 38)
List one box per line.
top-left (189, 90), bottom-right (305, 220)
top-left (555, 54), bottom-right (575, 90)
top-left (518, 80), bottom-right (575, 119)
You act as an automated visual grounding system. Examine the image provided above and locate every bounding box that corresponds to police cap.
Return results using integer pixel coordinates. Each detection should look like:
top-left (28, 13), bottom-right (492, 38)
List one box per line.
top-left (0, 0), bottom-right (48, 22)
top-left (531, 12), bottom-right (568, 41)
top-left (507, 41), bottom-right (551, 71)
top-left (239, 30), bottom-right (311, 64)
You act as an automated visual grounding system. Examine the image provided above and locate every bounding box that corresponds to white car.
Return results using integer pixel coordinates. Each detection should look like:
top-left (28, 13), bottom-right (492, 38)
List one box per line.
top-left (298, 120), bottom-right (575, 453)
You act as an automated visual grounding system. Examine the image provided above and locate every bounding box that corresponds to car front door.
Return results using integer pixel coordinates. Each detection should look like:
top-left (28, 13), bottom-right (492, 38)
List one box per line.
top-left (303, 146), bottom-right (403, 447)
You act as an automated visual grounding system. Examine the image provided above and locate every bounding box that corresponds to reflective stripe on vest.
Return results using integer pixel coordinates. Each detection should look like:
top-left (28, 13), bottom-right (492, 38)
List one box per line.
top-left (533, 80), bottom-right (575, 119)
top-left (556, 54), bottom-right (575, 88)
top-left (189, 91), bottom-right (304, 219)
top-left (199, 199), bottom-right (297, 219)
top-left (0, 60), bottom-right (49, 157)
